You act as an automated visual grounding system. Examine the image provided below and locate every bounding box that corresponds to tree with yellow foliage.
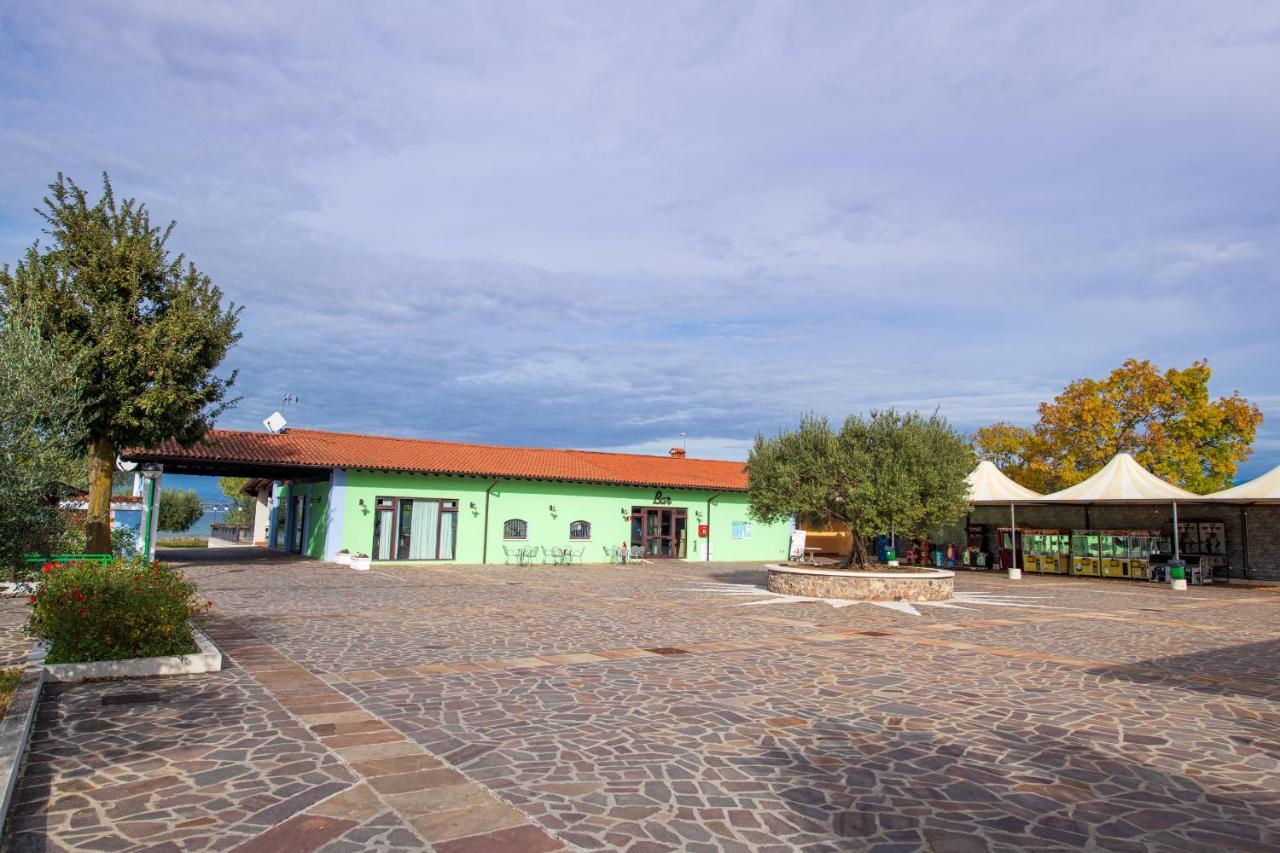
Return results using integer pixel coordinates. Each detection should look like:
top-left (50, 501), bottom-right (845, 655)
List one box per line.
top-left (974, 360), bottom-right (1261, 494)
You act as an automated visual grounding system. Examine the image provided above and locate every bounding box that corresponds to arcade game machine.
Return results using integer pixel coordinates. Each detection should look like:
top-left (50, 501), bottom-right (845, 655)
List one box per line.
top-left (1071, 530), bottom-right (1101, 577)
top-left (1044, 531), bottom-right (1070, 574)
top-left (1021, 531), bottom-right (1042, 573)
top-left (1127, 533), bottom-right (1156, 580)
top-left (997, 527), bottom-right (1023, 571)
top-left (1100, 531), bottom-right (1130, 578)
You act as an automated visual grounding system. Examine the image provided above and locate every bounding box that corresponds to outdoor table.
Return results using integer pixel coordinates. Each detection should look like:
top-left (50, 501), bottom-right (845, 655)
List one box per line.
top-left (804, 547), bottom-right (821, 563)
top-left (518, 546), bottom-right (538, 566)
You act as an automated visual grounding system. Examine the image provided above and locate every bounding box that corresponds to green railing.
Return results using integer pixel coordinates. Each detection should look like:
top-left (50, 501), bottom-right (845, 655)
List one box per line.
top-left (23, 554), bottom-right (112, 566)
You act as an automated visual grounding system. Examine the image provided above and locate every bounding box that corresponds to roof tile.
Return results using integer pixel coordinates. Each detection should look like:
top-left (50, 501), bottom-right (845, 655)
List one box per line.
top-left (130, 429), bottom-right (748, 491)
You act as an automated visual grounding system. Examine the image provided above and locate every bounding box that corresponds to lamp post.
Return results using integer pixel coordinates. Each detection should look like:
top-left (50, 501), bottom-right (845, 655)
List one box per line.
top-left (139, 463), bottom-right (163, 561)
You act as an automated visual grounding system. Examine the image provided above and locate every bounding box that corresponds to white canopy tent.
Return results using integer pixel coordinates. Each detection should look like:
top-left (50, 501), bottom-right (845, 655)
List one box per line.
top-left (966, 460), bottom-right (1044, 571)
top-left (1041, 453), bottom-right (1197, 561)
top-left (1208, 463), bottom-right (1280, 503)
top-left (1040, 453), bottom-right (1197, 503)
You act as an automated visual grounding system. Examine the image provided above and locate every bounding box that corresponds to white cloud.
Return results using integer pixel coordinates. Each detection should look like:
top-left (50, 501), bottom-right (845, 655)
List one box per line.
top-left (0, 0), bottom-right (1277, 471)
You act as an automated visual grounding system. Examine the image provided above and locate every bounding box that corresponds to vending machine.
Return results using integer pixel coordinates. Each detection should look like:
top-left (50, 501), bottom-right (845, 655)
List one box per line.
top-left (1071, 530), bottom-right (1101, 576)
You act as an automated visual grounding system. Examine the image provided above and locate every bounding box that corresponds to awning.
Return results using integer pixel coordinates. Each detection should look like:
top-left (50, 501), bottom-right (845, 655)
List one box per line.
top-left (1040, 453), bottom-right (1197, 503)
top-left (966, 460), bottom-right (1044, 504)
top-left (1207, 463), bottom-right (1280, 504)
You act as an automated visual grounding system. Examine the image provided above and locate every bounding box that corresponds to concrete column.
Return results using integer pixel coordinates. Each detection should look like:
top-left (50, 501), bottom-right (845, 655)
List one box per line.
top-left (323, 469), bottom-right (347, 562)
top-left (252, 488), bottom-right (271, 546)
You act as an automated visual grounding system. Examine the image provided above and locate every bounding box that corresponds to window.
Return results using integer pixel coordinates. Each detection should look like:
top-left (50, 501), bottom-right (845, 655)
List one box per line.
top-left (503, 518), bottom-right (528, 540)
top-left (731, 521), bottom-right (752, 540)
top-left (569, 520), bottom-right (591, 540)
top-left (371, 497), bottom-right (458, 561)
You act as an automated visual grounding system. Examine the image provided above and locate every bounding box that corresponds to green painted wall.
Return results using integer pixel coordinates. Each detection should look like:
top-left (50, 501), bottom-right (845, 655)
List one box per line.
top-left (323, 470), bottom-right (789, 565)
top-left (275, 480), bottom-right (330, 559)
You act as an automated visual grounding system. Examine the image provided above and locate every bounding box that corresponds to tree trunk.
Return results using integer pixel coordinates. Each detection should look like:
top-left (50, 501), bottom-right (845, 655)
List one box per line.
top-left (842, 533), bottom-right (870, 568)
top-left (86, 434), bottom-right (115, 555)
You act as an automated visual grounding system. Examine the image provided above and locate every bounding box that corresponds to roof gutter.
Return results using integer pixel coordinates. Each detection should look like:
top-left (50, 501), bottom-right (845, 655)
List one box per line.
top-left (706, 491), bottom-right (724, 560)
top-left (481, 479), bottom-right (499, 564)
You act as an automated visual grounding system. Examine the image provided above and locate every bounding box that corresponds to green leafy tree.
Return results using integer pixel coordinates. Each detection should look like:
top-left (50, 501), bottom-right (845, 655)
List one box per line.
top-left (747, 410), bottom-right (974, 567)
top-left (157, 489), bottom-right (204, 533)
top-left (0, 314), bottom-right (87, 577)
top-left (0, 173), bottom-right (241, 553)
top-left (218, 476), bottom-right (257, 527)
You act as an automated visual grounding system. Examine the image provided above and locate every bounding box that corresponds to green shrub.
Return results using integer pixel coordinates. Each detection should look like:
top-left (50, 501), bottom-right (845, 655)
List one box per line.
top-left (26, 557), bottom-right (211, 664)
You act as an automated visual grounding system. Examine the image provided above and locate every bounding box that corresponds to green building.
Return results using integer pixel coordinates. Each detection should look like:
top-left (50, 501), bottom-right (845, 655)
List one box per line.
top-left (130, 427), bottom-right (790, 565)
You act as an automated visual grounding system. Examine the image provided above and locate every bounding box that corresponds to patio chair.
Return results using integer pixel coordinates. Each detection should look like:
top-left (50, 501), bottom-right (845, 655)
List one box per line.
top-left (503, 545), bottom-right (517, 565)
top-left (546, 546), bottom-right (566, 565)
top-left (629, 545), bottom-right (644, 563)
top-left (570, 546), bottom-right (585, 564)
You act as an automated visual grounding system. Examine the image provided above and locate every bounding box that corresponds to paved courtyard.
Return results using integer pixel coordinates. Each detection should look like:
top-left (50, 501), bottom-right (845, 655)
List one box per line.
top-left (6, 550), bottom-right (1280, 852)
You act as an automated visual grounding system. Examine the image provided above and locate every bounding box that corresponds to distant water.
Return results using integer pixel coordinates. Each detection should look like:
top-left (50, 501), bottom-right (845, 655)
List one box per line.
top-left (157, 507), bottom-right (231, 540)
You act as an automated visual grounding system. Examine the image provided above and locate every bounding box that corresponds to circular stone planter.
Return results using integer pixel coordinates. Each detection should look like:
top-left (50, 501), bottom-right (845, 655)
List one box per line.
top-left (766, 563), bottom-right (954, 603)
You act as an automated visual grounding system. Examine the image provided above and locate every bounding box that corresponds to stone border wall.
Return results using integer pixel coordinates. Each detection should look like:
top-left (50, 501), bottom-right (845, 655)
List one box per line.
top-left (766, 565), bottom-right (954, 602)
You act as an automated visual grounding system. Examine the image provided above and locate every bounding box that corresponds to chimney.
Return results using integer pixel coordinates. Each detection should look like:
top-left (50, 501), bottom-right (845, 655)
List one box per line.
top-left (669, 447), bottom-right (686, 459)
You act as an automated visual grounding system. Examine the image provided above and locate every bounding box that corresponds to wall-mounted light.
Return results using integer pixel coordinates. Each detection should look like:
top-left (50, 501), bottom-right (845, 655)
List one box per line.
top-left (358, 498), bottom-right (366, 507)
top-left (549, 505), bottom-right (557, 513)
top-left (469, 501), bottom-right (477, 510)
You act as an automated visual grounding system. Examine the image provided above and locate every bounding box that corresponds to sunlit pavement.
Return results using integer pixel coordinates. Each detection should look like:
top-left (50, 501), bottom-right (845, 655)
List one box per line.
top-left (7, 548), bottom-right (1280, 851)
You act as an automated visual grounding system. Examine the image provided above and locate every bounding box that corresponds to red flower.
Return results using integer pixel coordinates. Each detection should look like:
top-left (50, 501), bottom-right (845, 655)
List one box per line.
top-left (27, 595), bottom-right (36, 604)
top-left (41, 564), bottom-right (53, 573)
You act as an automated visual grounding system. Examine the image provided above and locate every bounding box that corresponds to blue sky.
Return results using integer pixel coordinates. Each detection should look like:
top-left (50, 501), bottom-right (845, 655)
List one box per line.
top-left (2, 2), bottom-right (1278, 477)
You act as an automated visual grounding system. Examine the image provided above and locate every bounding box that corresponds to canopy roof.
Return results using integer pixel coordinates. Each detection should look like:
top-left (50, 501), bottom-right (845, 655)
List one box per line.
top-left (1207, 463), bottom-right (1280, 503)
top-left (1041, 453), bottom-right (1197, 503)
top-left (966, 460), bottom-right (1044, 504)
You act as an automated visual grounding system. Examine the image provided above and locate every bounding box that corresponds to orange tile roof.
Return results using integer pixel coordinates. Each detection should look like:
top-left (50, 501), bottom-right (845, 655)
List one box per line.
top-left (130, 428), bottom-right (749, 491)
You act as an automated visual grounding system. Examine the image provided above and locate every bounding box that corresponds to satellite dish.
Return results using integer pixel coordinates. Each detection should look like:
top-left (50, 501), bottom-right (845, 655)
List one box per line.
top-left (263, 411), bottom-right (289, 434)
top-left (116, 456), bottom-right (139, 472)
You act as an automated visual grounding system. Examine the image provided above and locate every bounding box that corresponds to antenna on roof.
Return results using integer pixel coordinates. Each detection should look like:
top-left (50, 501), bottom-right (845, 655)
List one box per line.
top-left (263, 412), bottom-right (289, 434)
top-left (680, 432), bottom-right (687, 451)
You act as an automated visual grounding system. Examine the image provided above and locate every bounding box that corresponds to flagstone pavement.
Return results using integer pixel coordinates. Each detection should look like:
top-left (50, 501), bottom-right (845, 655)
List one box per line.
top-left (5, 549), bottom-right (1280, 851)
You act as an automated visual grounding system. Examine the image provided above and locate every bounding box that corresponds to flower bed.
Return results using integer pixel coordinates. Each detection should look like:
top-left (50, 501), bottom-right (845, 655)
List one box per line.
top-left (25, 558), bottom-right (212, 664)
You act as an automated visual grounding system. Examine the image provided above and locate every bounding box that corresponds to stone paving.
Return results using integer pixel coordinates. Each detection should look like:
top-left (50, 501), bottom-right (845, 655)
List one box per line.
top-left (6, 548), bottom-right (1280, 851)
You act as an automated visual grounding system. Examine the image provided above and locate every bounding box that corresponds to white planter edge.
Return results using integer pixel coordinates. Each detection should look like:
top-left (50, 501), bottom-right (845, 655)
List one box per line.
top-left (32, 623), bottom-right (223, 683)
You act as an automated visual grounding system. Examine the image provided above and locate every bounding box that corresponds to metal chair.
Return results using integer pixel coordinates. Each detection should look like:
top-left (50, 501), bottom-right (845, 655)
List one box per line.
top-left (503, 545), bottom-right (517, 565)
top-left (570, 546), bottom-right (585, 564)
top-left (629, 545), bottom-right (644, 563)
top-left (547, 546), bottom-right (567, 565)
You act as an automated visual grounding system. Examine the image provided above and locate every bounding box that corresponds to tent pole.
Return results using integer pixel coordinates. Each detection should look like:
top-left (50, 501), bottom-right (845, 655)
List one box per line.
top-left (1010, 502), bottom-right (1017, 570)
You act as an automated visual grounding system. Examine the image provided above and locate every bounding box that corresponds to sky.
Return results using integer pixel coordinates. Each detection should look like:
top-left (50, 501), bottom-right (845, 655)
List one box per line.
top-left (2, 1), bottom-right (1278, 477)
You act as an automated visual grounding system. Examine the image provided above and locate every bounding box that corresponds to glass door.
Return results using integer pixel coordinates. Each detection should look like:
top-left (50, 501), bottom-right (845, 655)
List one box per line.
top-left (636, 507), bottom-right (687, 558)
top-left (291, 495), bottom-right (306, 553)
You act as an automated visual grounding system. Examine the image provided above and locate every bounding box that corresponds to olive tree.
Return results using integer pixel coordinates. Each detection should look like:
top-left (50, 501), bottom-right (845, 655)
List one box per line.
top-left (0, 173), bottom-right (241, 553)
top-left (157, 489), bottom-right (204, 533)
top-left (747, 410), bottom-right (974, 567)
top-left (0, 314), bottom-right (86, 576)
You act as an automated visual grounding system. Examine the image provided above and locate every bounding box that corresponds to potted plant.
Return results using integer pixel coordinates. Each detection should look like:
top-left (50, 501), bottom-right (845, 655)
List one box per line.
top-left (334, 549), bottom-right (351, 566)
top-left (349, 552), bottom-right (371, 571)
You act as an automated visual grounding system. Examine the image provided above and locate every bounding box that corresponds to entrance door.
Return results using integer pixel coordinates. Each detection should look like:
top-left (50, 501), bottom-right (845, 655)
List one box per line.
top-left (632, 507), bottom-right (687, 558)
top-left (290, 495), bottom-right (306, 553)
